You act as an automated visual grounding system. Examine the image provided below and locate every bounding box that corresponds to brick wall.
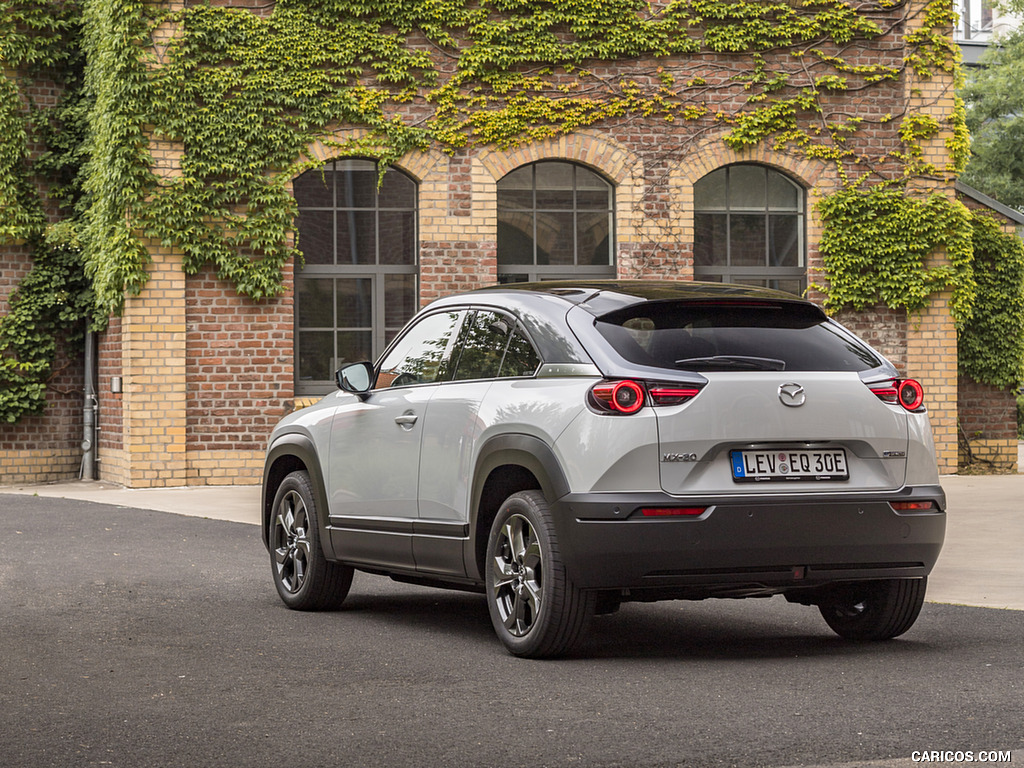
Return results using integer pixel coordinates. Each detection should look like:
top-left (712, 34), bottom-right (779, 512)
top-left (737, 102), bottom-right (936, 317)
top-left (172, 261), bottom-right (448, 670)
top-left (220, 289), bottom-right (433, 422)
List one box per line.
top-left (183, 265), bottom-right (295, 483)
top-left (0, 344), bottom-right (85, 485)
top-left (3, 0), bottom-right (967, 486)
top-left (834, 306), bottom-right (909, 374)
top-left (955, 192), bottom-right (1021, 471)
top-left (958, 377), bottom-right (1018, 472)
top-left (0, 66), bottom-right (86, 485)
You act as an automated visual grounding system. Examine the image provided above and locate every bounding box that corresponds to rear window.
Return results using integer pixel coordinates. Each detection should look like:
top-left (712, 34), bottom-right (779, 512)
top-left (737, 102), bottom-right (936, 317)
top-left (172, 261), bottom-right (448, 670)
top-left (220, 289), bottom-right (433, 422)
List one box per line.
top-left (594, 301), bottom-right (884, 372)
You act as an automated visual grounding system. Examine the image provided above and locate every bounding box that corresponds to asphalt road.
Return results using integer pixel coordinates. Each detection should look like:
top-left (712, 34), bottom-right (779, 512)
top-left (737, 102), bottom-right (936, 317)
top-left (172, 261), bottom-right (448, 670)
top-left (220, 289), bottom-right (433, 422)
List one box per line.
top-left (1, 494), bottom-right (1021, 768)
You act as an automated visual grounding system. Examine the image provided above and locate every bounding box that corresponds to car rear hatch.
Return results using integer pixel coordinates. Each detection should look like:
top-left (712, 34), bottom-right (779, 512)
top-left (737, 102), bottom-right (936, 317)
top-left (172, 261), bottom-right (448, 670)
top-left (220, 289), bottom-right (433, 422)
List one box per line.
top-left (655, 370), bottom-right (908, 495)
top-left (581, 294), bottom-right (911, 496)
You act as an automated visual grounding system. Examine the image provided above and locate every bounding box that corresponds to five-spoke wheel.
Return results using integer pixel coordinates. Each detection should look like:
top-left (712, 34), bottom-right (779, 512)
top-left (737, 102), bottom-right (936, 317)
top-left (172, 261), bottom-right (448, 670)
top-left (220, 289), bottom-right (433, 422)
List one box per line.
top-left (269, 471), bottom-right (352, 610)
top-left (485, 490), bottom-right (594, 658)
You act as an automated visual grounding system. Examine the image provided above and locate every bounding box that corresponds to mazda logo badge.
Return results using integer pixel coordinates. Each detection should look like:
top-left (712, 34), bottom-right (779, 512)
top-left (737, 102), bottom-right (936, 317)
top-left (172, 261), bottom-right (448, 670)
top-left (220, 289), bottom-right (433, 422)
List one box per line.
top-left (778, 382), bottom-right (806, 407)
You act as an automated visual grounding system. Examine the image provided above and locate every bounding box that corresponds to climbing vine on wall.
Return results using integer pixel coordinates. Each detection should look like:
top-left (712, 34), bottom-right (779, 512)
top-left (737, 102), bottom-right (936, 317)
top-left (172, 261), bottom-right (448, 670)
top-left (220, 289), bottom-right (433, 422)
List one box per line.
top-left (815, 188), bottom-right (976, 324)
top-left (0, 0), bottom-right (997, 420)
top-left (957, 213), bottom-right (1024, 389)
top-left (0, 0), bottom-right (96, 423)
top-left (81, 0), bottom-right (969, 316)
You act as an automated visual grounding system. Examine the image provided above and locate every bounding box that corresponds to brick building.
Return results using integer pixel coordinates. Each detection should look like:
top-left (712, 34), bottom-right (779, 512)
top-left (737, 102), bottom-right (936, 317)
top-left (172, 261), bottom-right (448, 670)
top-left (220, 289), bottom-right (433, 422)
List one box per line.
top-left (2, 0), bottom-right (1014, 486)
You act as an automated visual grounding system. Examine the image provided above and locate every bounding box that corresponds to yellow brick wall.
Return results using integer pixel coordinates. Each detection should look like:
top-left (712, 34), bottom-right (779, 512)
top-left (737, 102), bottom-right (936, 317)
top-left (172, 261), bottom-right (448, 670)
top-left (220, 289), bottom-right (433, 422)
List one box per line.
top-left (99, 240), bottom-right (189, 487)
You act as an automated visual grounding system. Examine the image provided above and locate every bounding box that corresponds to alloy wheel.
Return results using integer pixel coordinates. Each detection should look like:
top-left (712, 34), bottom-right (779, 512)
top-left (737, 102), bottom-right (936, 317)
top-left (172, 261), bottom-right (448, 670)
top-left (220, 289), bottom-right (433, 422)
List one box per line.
top-left (491, 513), bottom-right (544, 637)
top-left (273, 489), bottom-right (311, 594)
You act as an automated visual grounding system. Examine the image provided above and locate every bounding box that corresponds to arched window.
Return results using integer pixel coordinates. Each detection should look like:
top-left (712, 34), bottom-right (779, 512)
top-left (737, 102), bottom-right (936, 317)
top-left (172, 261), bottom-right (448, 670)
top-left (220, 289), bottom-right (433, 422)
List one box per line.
top-left (693, 165), bottom-right (806, 295)
top-left (497, 161), bottom-right (615, 283)
top-left (292, 159), bottom-right (418, 394)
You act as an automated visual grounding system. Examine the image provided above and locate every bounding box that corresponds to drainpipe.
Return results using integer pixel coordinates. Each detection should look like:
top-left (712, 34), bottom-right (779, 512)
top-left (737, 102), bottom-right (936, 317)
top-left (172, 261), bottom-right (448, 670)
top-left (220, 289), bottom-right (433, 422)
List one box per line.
top-left (81, 328), bottom-right (97, 480)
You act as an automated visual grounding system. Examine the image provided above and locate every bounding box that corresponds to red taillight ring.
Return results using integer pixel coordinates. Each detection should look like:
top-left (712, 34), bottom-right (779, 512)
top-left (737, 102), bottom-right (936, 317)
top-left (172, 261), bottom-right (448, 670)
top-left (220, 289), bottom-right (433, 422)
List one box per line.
top-left (611, 380), bottom-right (645, 414)
top-left (898, 379), bottom-right (924, 411)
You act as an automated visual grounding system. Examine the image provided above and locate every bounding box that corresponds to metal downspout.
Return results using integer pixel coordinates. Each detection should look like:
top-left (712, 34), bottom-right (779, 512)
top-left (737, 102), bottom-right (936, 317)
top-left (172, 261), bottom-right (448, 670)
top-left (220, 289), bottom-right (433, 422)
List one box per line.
top-left (81, 328), bottom-right (97, 480)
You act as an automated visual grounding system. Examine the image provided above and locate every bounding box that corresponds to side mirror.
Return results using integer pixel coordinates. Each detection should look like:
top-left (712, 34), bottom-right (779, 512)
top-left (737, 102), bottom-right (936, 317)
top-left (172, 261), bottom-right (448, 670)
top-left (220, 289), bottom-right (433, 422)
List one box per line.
top-left (336, 362), bottom-right (374, 396)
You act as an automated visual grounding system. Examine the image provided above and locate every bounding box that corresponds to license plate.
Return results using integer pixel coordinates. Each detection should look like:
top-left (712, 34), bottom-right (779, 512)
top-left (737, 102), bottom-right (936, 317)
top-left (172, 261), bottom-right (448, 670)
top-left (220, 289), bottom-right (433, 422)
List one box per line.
top-left (730, 449), bottom-right (849, 482)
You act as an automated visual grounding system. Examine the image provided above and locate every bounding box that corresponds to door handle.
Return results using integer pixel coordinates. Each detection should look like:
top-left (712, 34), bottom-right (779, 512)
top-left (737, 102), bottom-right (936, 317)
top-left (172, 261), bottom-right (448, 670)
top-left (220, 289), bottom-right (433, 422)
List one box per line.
top-left (394, 412), bottom-right (418, 428)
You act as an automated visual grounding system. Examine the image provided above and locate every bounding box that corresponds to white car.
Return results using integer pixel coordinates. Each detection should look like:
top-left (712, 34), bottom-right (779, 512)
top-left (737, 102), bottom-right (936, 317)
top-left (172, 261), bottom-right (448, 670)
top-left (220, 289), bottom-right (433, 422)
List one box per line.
top-left (262, 281), bottom-right (945, 657)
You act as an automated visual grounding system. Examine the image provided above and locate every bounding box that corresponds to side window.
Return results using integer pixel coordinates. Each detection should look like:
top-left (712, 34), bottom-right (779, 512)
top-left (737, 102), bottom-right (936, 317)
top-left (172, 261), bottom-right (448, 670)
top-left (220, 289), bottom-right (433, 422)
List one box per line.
top-left (500, 328), bottom-right (541, 378)
top-left (450, 311), bottom-right (512, 381)
top-left (376, 311), bottom-right (463, 388)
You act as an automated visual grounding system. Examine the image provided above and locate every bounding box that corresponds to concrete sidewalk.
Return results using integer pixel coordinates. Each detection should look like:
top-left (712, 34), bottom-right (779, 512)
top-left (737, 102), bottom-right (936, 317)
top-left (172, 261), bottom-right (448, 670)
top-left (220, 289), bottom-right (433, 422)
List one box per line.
top-left (3, 473), bottom-right (1022, 611)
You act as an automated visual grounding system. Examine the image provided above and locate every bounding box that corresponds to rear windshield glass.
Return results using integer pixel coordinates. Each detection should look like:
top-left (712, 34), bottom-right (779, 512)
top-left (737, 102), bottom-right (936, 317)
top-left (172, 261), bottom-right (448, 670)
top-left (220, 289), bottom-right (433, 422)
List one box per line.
top-left (594, 301), bottom-right (884, 372)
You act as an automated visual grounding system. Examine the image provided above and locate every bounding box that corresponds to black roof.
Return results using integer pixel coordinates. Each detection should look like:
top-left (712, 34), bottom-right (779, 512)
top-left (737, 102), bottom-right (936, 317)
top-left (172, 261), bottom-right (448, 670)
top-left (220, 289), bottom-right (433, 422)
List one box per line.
top-left (464, 279), bottom-right (811, 317)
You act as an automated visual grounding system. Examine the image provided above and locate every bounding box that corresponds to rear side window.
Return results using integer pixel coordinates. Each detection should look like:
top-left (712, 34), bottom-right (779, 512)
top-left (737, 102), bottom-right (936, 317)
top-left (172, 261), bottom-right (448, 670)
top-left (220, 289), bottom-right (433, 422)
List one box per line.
top-left (594, 301), bottom-right (884, 372)
top-left (449, 310), bottom-right (542, 381)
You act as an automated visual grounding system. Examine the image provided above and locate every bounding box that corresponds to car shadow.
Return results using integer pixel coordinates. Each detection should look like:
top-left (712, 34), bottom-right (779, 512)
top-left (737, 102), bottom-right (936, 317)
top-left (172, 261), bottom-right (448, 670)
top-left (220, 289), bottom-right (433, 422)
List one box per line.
top-left (293, 576), bottom-right (940, 662)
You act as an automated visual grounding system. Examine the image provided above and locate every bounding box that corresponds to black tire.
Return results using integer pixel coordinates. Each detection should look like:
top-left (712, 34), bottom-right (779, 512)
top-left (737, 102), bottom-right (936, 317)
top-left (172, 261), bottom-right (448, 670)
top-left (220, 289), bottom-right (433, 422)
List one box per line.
top-left (818, 577), bottom-right (927, 640)
top-left (269, 470), bottom-right (353, 611)
top-left (485, 490), bottom-right (595, 658)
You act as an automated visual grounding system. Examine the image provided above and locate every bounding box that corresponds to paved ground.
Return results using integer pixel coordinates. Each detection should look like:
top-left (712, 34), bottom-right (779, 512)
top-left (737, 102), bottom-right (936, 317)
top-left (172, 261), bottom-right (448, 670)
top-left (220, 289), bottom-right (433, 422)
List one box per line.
top-left (0, 492), bottom-right (1021, 768)
top-left (4, 472), bottom-right (1023, 611)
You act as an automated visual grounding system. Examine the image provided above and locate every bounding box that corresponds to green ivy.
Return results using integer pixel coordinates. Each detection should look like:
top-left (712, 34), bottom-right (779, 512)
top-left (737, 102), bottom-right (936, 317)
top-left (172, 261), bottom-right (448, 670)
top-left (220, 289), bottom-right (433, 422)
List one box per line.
top-left (1, 0), bottom-right (97, 423)
top-left (815, 188), bottom-right (975, 324)
top-left (0, 0), bottom-right (989, 422)
top-left (957, 213), bottom-right (1024, 389)
top-left (0, 230), bottom-right (95, 422)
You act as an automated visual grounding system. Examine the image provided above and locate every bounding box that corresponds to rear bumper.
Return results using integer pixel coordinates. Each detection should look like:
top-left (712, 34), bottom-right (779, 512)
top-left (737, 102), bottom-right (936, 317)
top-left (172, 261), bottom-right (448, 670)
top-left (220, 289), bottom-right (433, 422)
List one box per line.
top-left (551, 485), bottom-right (945, 596)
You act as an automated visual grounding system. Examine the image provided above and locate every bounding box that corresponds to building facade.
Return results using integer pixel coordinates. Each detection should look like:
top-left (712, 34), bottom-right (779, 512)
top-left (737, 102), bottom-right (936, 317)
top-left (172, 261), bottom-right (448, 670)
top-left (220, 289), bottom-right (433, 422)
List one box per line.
top-left (2, 0), bottom-right (1009, 486)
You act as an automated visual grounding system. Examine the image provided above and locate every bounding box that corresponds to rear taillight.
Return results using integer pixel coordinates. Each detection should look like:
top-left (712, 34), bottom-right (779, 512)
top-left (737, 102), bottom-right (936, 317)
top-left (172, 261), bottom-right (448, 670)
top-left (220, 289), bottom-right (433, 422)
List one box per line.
top-left (891, 501), bottom-right (935, 511)
top-left (869, 378), bottom-right (925, 412)
top-left (639, 506), bottom-right (707, 517)
top-left (648, 385), bottom-right (702, 406)
top-left (589, 380), bottom-right (702, 414)
top-left (591, 380), bottom-right (645, 414)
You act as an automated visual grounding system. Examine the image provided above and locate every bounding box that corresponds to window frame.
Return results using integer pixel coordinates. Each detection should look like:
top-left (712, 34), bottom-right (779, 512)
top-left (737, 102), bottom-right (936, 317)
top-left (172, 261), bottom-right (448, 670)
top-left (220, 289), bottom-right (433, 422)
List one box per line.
top-left (692, 164), bottom-right (806, 294)
top-left (293, 159), bottom-right (419, 395)
top-left (497, 161), bottom-right (617, 284)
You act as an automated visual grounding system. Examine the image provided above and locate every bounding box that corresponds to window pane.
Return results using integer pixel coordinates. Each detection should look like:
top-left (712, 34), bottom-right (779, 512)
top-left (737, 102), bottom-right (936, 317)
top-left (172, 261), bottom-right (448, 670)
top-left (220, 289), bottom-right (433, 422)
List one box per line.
top-left (769, 215), bottom-right (801, 267)
top-left (578, 211), bottom-right (611, 265)
top-left (693, 213), bottom-right (727, 266)
top-left (337, 330), bottom-right (372, 367)
top-left (336, 166), bottom-right (376, 208)
top-left (767, 171), bottom-right (800, 211)
top-left (293, 170), bottom-right (333, 207)
top-left (771, 279), bottom-right (804, 296)
top-left (296, 210), bottom-right (333, 265)
top-left (729, 215), bottom-right (766, 266)
top-left (297, 278), bottom-right (334, 328)
top-left (538, 211), bottom-right (574, 265)
top-left (298, 331), bottom-right (334, 382)
top-left (293, 160), bottom-right (418, 392)
top-left (596, 302), bottom-right (884, 372)
top-left (384, 273), bottom-right (417, 330)
top-left (377, 311), bottom-right (462, 388)
top-left (501, 330), bottom-right (541, 377)
top-left (336, 210), bottom-right (376, 265)
top-left (451, 311), bottom-right (509, 381)
top-left (497, 167), bottom-right (534, 210)
top-left (497, 273), bottom-right (529, 284)
top-left (535, 162), bottom-right (575, 209)
top-left (379, 210), bottom-right (416, 265)
top-left (497, 219), bottom-right (535, 265)
top-left (378, 169), bottom-right (416, 208)
top-left (576, 166), bottom-right (612, 210)
top-left (576, 187), bottom-right (611, 210)
top-left (498, 162), bottom-right (615, 278)
top-left (728, 166), bottom-right (767, 210)
top-left (694, 168), bottom-right (727, 211)
top-left (336, 278), bottom-right (372, 328)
